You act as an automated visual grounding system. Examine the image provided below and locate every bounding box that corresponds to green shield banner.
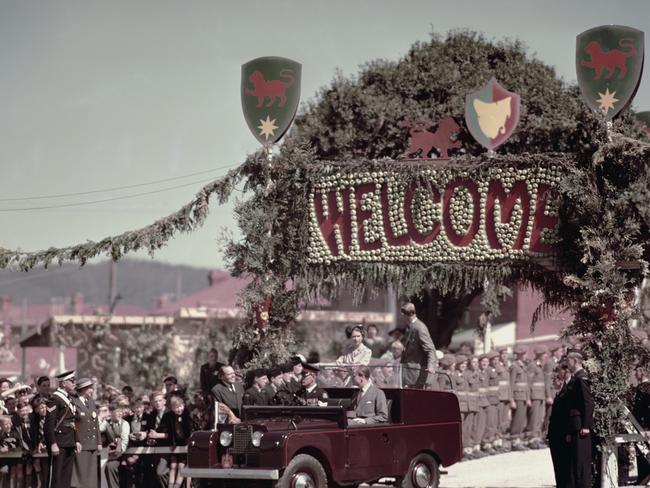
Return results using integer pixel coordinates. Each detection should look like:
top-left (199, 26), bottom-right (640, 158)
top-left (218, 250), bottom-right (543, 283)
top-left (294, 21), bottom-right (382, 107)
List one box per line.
top-left (241, 56), bottom-right (301, 145)
top-left (576, 25), bottom-right (644, 120)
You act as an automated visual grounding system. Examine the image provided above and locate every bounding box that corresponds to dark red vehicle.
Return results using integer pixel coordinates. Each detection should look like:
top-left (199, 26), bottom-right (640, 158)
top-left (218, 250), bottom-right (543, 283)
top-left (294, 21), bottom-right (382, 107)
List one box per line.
top-left (182, 387), bottom-right (461, 487)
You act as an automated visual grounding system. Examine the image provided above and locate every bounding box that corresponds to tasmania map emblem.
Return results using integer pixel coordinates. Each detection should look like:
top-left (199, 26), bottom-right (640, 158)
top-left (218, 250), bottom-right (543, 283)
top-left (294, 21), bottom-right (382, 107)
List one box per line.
top-left (576, 25), bottom-right (644, 120)
top-left (465, 77), bottom-right (520, 151)
top-left (241, 56), bottom-right (301, 145)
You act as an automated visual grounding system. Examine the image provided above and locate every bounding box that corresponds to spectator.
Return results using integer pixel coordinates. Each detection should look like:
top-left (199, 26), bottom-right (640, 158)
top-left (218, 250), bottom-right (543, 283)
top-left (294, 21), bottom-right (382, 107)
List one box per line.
top-left (100, 404), bottom-right (130, 488)
top-left (199, 348), bottom-right (224, 402)
top-left (347, 367), bottom-right (388, 425)
top-left (121, 385), bottom-right (134, 403)
top-left (211, 366), bottom-right (244, 420)
top-left (31, 398), bottom-right (48, 488)
top-left (0, 415), bottom-right (20, 485)
top-left (124, 399), bottom-right (147, 488)
top-left (336, 325), bottom-right (372, 365)
top-left (31, 376), bottom-right (51, 409)
top-left (158, 396), bottom-right (193, 488)
top-left (144, 392), bottom-right (169, 487)
top-left (364, 324), bottom-right (386, 358)
top-left (163, 375), bottom-right (179, 396)
top-left (381, 340), bottom-right (404, 362)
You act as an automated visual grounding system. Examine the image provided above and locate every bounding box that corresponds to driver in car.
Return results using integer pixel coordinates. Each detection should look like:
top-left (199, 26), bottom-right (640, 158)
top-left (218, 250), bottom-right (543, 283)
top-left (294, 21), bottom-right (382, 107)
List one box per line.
top-left (347, 366), bottom-right (389, 425)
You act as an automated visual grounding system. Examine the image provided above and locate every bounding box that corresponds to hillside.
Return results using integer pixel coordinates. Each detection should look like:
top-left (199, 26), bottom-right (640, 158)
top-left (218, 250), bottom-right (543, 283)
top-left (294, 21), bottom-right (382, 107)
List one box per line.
top-left (0, 259), bottom-right (214, 311)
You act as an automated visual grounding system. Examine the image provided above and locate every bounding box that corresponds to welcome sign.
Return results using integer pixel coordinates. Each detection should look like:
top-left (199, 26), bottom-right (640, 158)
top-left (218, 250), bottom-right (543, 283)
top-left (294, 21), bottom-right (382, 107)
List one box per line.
top-left (307, 164), bottom-right (562, 264)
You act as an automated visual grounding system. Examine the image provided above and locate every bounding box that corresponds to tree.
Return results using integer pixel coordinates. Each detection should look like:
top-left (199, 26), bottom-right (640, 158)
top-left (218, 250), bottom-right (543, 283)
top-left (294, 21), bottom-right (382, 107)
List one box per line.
top-left (279, 30), bottom-right (641, 346)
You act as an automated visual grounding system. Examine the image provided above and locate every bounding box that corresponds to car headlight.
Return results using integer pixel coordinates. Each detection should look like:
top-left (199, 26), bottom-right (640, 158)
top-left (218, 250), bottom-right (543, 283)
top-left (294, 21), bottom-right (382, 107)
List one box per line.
top-left (219, 431), bottom-right (232, 447)
top-left (251, 431), bottom-right (263, 448)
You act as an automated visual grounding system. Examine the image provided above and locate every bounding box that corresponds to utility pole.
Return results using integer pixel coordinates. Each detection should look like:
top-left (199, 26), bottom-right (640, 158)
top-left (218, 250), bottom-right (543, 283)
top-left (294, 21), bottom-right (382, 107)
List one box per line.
top-left (109, 261), bottom-right (117, 311)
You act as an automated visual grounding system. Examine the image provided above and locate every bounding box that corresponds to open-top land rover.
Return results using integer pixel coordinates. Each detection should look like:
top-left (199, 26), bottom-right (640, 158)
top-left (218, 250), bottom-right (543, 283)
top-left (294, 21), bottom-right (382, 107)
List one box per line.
top-left (182, 381), bottom-right (461, 488)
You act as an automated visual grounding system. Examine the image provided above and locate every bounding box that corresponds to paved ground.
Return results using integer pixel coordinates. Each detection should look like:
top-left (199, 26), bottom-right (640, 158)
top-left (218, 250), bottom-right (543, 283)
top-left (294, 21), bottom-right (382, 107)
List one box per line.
top-left (364, 447), bottom-right (556, 487)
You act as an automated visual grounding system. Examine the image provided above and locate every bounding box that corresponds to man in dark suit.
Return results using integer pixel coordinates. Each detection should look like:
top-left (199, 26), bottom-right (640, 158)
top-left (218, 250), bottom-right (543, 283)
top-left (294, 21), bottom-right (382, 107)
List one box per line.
top-left (565, 349), bottom-right (594, 488)
top-left (212, 365), bottom-right (244, 420)
top-left (44, 370), bottom-right (78, 488)
top-left (548, 359), bottom-right (571, 488)
top-left (72, 378), bottom-right (101, 488)
top-left (399, 302), bottom-right (438, 389)
top-left (200, 348), bottom-right (224, 402)
top-left (348, 366), bottom-right (388, 425)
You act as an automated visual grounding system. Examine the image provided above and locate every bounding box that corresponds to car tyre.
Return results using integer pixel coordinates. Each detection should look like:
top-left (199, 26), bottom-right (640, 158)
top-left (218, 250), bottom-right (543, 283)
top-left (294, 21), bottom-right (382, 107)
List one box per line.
top-left (400, 453), bottom-right (439, 488)
top-left (276, 453), bottom-right (328, 488)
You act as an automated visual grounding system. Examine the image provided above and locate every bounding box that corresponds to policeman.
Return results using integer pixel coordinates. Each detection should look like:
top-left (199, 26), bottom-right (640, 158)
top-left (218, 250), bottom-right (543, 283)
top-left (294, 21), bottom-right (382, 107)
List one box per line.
top-left (72, 378), bottom-right (100, 488)
top-left (509, 345), bottom-right (531, 451)
top-left (294, 364), bottom-right (328, 406)
top-left (526, 345), bottom-right (548, 449)
top-left (44, 370), bottom-right (78, 488)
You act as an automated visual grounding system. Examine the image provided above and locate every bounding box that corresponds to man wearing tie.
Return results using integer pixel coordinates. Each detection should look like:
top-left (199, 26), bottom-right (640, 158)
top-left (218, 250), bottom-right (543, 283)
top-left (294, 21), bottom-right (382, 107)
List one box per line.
top-left (212, 366), bottom-right (244, 421)
top-left (399, 302), bottom-right (438, 389)
top-left (347, 366), bottom-right (388, 425)
top-left (72, 378), bottom-right (100, 488)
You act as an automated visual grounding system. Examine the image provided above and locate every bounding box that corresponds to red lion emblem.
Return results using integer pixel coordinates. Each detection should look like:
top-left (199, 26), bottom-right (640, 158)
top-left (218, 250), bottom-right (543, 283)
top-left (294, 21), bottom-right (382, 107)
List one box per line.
top-left (399, 117), bottom-right (461, 159)
top-left (245, 69), bottom-right (295, 107)
top-left (581, 38), bottom-right (637, 80)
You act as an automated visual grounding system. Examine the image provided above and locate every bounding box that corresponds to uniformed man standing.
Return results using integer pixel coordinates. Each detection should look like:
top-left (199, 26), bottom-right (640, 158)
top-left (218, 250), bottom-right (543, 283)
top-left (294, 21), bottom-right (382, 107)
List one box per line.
top-left (486, 351), bottom-right (501, 453)
top-left (44, 370), bottom-right (78, 488)
top-left (526, 345), bottom-right (548, 449)
top-left (465, 356), bottom-right (484, 458)
top-left (509, 345), bottom-right (531, 451)
top-left (72, 378), bottom-right (100, 488)
top-left (496, 346), bottom-right (512, 451)
top-left (453, 355), bottom-right (472, 459)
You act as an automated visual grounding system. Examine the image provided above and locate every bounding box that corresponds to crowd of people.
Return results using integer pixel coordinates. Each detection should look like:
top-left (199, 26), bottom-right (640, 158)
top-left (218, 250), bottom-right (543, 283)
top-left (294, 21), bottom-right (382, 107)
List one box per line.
top-left (0, 300), bottom-right (647, 488)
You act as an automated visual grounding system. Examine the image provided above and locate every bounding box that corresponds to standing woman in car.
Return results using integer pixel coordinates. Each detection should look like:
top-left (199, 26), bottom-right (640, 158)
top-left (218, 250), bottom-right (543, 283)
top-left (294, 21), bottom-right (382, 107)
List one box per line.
top-left (336, 325), bottom-right (372, 365)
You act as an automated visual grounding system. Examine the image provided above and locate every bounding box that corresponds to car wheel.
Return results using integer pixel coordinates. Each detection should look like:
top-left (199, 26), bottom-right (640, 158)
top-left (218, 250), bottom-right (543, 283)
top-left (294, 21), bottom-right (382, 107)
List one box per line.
top-left (401, 453), bottom-right (439, 488)
top-left (276, 453), bottom-right (328, 488)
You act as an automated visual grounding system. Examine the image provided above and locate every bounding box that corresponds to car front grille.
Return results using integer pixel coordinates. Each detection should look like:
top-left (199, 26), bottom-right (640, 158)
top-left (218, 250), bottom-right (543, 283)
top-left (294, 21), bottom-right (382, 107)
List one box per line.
top-left (230, 424), bottom-right (254, 454)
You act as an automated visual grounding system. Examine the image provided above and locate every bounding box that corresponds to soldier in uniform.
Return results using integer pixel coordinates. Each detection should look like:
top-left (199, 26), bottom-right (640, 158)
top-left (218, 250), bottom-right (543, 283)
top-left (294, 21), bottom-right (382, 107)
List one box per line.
top-left (294, 364), bottom-right (328, 406)
top-left (453, 355), bottom-right (472, 459)
top-left (525, 345), bottom-right (549, 449)
top-left (509, 345), bottom-right (531, 451)
top-left (496, 346), bottom-right (512, 451)
top-left (476, 354), bottom-right (493, 454)
top-left (542, 344), bottom-right (562, 436)
top-left (465, 356), bottom-right (484, 458)
top-left (486, 351), bottom-right (501, 453)
top-left (243, 369), bottom-right (270, 406)
top-left (72, 378), bottom-right (100, 488)
top-left (44, 370), bottom-right (78, 488)
top-left (437, 355), bottom-right (455, 391)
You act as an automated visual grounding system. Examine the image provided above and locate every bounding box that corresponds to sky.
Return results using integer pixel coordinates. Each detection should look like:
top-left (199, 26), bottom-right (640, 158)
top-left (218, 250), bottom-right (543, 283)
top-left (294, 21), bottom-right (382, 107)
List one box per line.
top-left (0, 1), bottom-right (648, 270)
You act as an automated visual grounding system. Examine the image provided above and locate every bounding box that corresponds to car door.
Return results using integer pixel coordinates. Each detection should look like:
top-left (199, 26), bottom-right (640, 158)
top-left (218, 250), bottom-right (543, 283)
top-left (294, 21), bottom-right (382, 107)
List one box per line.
top-left (345, 427), bottom-right (395, 480)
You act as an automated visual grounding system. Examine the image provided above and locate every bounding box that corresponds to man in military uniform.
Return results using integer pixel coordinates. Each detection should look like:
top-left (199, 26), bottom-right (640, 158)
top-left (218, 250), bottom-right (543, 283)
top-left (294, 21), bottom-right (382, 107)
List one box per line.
top-left (437, 355), bottom-right (455, 391)
top-left (72, 378), bottom-right (100, 488)
top-left (476, 354), bottom-right (493, 454)
top-left (453, 355), bottom-right (472, 459)
top-left (44, 370), bottom-right (78, 488)
top-left (496, 346), bottom-right (512, 451)
top-left (294, 364), bottom-right (328, 406)
top-left (466, 356), bottom-right (484, 458)
top-left (509, 345), bottom-right (531, 451)
top-left (486, 351), bottom-right (501, 453)
top-left (526, 345), bottom-right (549, 449)
top-left (243, 369), bottom-right (270, 406)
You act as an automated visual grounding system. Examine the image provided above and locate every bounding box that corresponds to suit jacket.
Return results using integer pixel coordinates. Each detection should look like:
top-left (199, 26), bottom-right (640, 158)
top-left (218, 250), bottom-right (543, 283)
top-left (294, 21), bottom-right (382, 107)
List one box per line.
top-left (349, 383), bottom-right (388, 424)
top-left (564, 369), bottom-right (594, 433)
top-left (73, 396), bottom-right (100, 451)
top-left (44, 388), bottom-right (77, 448)
top-left (632, 381), bottom-right (650, 429)
top-left (548, 381), bottom-right (570, 441)
top-left (400, 318), bottom-right (437, 388)
top-left (212, 382), bottom-right (244, 418)
top-left (144, 408), bottom-right (168, 446)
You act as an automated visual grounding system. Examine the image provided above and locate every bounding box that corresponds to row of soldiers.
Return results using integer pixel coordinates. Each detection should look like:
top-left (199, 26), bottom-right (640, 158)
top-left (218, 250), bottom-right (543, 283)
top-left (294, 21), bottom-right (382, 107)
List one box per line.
top-left (437, 343), bottom-right (563, 459)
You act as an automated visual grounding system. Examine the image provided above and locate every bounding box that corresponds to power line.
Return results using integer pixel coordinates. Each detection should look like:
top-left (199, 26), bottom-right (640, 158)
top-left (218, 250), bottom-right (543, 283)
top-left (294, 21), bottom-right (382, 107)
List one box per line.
top-left (0, 164), bottom-right (238, 202)
top-left (0, 176), bottom-right (223, 212)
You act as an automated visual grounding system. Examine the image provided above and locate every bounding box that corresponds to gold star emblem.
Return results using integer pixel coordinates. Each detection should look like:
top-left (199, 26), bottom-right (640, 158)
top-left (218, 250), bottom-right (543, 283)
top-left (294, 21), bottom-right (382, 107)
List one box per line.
top-left (596, 88), bottom-right (619, 114)
top-left (258, 116), bottom-right (278, 140)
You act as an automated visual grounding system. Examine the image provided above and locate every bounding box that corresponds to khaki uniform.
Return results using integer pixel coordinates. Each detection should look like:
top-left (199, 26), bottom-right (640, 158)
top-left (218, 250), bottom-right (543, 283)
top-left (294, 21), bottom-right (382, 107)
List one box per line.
top-left (465, 370), bottom-right (479, 450)
top-left (509, 359), bottom-right (530, 446)
top-left (475, 369), bottom-right (490, 450)
top-left (486, 366), bottom-right (500, 447)
top-left (453, 370), bottom-right (471, 454)
top-left (497, 364), bottom-right (511, 447)
top-left (526, 360), bottom-right (546, 444)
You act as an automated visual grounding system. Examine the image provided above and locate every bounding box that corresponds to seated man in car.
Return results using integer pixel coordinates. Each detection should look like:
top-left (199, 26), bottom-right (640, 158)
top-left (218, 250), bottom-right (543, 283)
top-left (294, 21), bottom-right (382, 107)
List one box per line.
top-left (294, 363), bottom-right (329, 406)
top-left (347, 366), bottom-right (389, 425)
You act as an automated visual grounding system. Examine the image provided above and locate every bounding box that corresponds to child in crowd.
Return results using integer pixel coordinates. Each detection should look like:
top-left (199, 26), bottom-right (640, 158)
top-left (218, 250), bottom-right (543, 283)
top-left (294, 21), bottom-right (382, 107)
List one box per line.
top-left (0, 415), bottom-right (21, 486)
top-left (159, 395), bottom-right (193, 488)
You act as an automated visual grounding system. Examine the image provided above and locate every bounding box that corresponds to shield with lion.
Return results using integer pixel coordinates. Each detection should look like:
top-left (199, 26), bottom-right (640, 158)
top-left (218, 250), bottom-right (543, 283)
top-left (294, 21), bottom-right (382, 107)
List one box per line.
top-left (576, 25), bottom-right (644, 121)
top-left (241, 56), bottom-right (302, 145)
